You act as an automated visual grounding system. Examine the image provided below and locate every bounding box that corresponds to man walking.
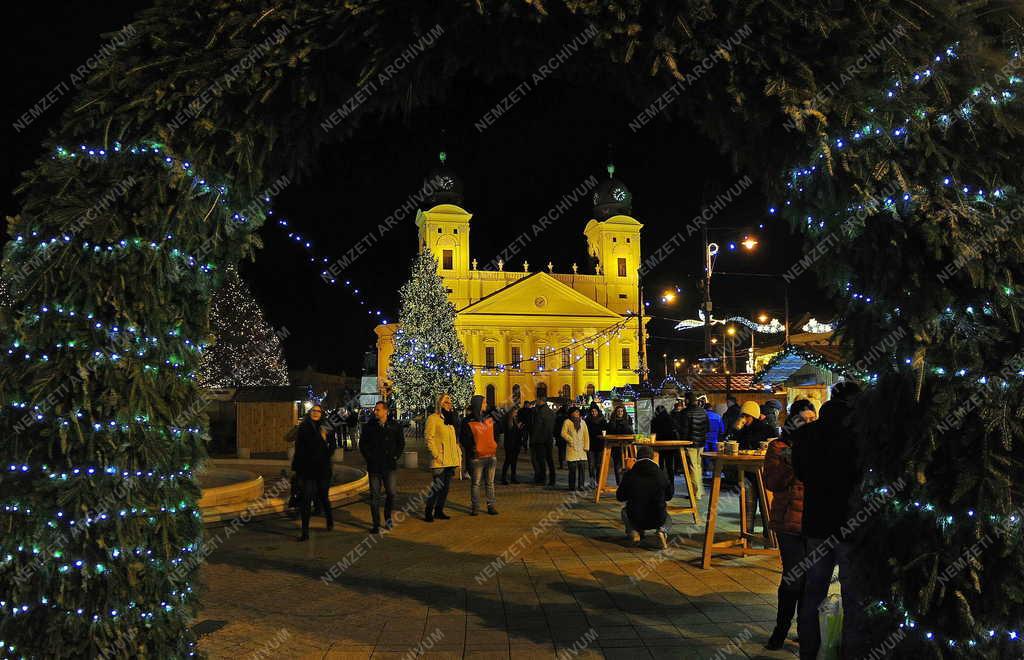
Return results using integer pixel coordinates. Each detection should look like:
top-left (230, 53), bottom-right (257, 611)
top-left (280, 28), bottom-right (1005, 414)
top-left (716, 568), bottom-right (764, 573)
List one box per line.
top-left (359, 401), bottom-right (405, 533)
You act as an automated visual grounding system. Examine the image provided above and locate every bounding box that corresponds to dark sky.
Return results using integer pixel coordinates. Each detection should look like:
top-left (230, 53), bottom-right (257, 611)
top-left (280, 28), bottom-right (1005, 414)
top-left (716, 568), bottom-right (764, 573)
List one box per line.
top-left (5, 3), bottom-right (834, 378)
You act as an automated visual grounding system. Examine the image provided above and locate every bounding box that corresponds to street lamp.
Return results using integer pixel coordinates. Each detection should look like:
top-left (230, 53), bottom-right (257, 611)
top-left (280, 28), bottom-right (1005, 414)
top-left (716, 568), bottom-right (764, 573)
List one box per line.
top-left (741, 235), bottom-right (759, 250)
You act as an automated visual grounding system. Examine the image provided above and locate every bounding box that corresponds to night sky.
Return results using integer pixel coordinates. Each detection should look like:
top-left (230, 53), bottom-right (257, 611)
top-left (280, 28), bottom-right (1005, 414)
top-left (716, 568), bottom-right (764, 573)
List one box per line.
top-left (5, 3), bottom-right (835, 378)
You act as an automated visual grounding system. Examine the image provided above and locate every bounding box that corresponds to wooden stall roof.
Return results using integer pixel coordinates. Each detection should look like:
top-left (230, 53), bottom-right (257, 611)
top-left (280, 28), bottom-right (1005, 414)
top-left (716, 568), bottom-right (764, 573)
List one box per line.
top-left (233, 385), bottom-right (311, 403)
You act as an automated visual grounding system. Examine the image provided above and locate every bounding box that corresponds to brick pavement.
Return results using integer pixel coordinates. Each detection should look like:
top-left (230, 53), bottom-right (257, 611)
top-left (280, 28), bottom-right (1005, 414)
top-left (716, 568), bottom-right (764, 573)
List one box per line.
top-left (195, 454), bottom-right (799, 659)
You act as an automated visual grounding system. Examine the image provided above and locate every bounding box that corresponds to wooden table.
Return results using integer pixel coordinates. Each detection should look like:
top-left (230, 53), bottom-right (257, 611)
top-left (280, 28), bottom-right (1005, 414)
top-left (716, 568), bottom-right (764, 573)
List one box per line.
top-left (649, 440), bottom-right (698, 524)
top-left (698, 451), bottom-right (777, 569)
top-left (593, 435), bottom-right (638, 503)
top-left (593, 439), bottom-right (699, 524)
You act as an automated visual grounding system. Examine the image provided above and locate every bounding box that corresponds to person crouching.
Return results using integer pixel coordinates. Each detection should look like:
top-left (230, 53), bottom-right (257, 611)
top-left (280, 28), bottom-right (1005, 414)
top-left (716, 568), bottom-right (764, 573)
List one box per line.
top-left (616, 445), bottom-right (674, 549)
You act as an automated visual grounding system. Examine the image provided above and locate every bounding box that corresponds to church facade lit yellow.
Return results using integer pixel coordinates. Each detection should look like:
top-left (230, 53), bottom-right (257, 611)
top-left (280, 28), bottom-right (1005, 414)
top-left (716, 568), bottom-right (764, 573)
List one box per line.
top-left (375, 159), bottom-right (648, 408)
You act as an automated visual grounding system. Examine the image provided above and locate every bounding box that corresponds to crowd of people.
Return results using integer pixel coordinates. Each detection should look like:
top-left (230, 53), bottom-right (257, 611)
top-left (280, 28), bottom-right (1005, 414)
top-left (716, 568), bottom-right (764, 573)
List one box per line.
top-left (290, 382), bottom-right (867, 658)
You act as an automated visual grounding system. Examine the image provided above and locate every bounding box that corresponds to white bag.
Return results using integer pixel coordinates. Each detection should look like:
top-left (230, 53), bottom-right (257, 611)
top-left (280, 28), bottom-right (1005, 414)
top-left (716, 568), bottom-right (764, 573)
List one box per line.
top-left (817, 593), bottom-right (843, 660)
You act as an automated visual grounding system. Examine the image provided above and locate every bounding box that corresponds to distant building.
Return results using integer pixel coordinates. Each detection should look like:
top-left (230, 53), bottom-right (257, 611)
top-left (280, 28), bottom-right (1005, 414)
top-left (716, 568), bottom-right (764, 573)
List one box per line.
top-left (375, 157), bottom-right (648, 409)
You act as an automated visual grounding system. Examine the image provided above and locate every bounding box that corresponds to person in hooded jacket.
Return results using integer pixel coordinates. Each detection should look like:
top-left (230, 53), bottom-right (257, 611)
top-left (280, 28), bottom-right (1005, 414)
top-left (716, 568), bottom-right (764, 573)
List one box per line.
top-left (424, 393), bottom-right (462, 522)
top-left (291, 404), bottom-right (336, 541)
top-left (762, 398), bottom-right (816, 650)
top-left (584, 404), bottom-right (607, 483)
top-left (606, 404), bottom-right (633, 484)
top-left (721, 396), bottom-right (741, 435)
top-left (460, 394), bottom-right (499, 515)
top-left (704, 402), bottom-right (725, 454)
top-left (501, 406), bottom-right (526, 485)
top-left (359, 401), bottom-right (405, 533)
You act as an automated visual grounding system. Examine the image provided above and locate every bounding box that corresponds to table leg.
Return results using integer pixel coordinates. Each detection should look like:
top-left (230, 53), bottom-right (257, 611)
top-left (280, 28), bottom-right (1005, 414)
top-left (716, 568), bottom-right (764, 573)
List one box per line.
top-left (595, 446), bottom-right (611, 503)
top-left (701, 459), bottom-right (723, 569)
top-left (737, 467), bottom-right (748, 542)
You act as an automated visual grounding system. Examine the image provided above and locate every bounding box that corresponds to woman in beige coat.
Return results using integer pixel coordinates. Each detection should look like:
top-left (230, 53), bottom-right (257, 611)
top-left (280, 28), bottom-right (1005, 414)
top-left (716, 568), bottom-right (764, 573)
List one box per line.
top-left (424, 393), bottom-right (463, 521)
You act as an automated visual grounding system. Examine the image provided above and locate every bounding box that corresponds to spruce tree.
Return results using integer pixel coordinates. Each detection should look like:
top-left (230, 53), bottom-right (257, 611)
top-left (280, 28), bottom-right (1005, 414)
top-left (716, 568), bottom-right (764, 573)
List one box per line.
top-left (197, 267), bottom-right (289, 388)
top-left (388, 249), bottom-right (474, 413)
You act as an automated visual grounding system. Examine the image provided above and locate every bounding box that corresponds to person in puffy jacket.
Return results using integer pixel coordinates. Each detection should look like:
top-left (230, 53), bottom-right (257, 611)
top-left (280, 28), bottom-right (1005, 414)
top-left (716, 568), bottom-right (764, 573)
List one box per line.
top-left (359, 401), bottom-right (405, 533)
top-left (650, 405), bottom-right (681, 484)
top-left (424, 393), bottom-right (462, 522)
top-left (460, 395), bottom-right (499, 515)
top-left (762, 399), bottom-right (816, 650)
top-left (678, 391), bottom-right (709, 500)
top-left (704, 402), bottom-right (725, 453)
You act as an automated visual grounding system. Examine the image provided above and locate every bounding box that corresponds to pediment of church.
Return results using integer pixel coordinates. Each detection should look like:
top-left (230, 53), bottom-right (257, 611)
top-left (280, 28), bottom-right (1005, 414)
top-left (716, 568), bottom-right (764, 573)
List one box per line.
top-left (458, 272), bottom-right (622, 319)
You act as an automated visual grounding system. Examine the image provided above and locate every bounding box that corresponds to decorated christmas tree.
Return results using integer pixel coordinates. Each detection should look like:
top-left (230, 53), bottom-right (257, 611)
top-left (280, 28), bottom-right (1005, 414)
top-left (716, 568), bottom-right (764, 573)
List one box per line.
top-left (197, 267), bottom-right (289, 388)
top-left (388, 249), bottom-right (474, 413)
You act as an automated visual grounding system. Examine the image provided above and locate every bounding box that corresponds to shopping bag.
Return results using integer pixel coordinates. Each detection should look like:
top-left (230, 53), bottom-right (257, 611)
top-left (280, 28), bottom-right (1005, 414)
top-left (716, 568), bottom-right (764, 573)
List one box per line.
top-left (817, 593), bottom-right (843, 660)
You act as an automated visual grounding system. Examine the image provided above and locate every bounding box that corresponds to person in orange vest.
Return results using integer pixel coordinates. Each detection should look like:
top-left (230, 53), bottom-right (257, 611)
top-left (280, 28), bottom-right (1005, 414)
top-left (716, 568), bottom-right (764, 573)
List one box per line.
top-left (460, 394), bottom-right (499, 516)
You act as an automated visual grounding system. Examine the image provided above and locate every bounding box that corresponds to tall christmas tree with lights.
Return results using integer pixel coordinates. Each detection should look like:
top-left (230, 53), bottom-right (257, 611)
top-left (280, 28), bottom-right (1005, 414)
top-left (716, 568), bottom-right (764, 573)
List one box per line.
top-left (197, 267), bottom-right (289, 388)
top-left (388, 249), bottom-right (474, 413)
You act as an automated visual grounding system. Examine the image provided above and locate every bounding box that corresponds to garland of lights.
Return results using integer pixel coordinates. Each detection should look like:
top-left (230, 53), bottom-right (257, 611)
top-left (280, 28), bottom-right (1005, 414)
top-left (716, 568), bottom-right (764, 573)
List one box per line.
top-left (470, 316), bottom-right (634, 374)
top-left (752, 343), bottom-right (859, 384)
top-left (38, 141), bottom-right (389, 323)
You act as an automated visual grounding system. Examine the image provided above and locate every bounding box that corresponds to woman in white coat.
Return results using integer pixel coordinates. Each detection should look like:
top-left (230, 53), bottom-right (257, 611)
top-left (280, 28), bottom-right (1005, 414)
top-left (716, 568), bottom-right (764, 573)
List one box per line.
top-left (560, 406), bottom-right (590, 492)
top-left (424, 393), bottom-right (463, 521)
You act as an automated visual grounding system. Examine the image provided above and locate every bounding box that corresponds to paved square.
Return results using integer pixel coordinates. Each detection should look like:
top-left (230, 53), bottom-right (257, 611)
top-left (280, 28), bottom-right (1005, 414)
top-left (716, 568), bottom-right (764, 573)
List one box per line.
top-left (196, 453), bottom-right (798, 659)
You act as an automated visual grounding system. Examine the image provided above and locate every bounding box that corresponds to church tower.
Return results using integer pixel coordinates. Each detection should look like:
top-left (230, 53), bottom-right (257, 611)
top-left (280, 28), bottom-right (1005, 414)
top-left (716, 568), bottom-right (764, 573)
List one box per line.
top-left (414, 152), bottom-right (473, 307)
top-left (584, 162), bottom-right (643, 315)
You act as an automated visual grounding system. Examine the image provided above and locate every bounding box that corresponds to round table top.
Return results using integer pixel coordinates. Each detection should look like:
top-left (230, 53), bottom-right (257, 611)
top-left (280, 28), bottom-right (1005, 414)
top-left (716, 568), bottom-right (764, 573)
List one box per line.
top-left (648, 440), bottom-right (694, 447)
top-left (703, 450), bottom-right (767, 462)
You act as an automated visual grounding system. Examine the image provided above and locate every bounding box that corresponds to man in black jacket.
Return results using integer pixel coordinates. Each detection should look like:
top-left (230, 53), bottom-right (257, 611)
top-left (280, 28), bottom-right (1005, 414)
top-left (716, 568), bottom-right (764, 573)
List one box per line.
top-left (616, 446), bottom-right (674, 548)
top-left (291, 404), bottom-right (337, 541)
top-left (793, 382), bottom-right (866, 659)
top-left (528, 397), bottom-right (557, 487)
top-left (678, 392), bottom-right (710, 500)
top-left (360, 401), bottom-right (406, 533)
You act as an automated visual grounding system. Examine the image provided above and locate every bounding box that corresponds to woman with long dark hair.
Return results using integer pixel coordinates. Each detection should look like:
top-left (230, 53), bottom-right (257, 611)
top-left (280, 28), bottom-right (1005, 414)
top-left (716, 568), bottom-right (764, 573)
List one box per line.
top-left (501, 406), bottom-right (525, 485)
top-left (607, 404), bottom-right (633, 484)
top-left (291, 404), bottom-right (336, 541)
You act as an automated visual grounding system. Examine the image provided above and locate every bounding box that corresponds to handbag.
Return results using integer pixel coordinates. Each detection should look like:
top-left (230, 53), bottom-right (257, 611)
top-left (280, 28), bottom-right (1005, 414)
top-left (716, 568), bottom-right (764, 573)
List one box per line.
top-left (817, 593), bottom-right (843, 660)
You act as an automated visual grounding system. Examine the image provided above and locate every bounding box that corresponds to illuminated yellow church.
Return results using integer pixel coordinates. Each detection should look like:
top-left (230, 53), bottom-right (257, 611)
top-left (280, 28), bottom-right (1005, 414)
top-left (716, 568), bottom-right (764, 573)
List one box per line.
top-left (375, 156), bottom-right (648, 408)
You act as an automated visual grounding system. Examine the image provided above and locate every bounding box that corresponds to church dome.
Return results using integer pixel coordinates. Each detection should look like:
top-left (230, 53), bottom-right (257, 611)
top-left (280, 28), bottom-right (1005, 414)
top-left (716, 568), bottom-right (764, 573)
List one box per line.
top-left (423, 151), bottom-right (464, 207)
top-left (592, 163), bottom-right (632, 220)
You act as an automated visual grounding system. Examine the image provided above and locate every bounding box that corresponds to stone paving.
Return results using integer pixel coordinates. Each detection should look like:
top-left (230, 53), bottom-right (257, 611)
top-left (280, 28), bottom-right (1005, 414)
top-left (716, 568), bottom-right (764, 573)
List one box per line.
top-left (195, 453), bottom-right (799, 659)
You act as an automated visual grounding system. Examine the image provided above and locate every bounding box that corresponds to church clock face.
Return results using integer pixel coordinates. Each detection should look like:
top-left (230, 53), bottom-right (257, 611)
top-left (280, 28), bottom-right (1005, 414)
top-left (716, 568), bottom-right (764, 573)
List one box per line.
top-left (534, 296), bottom-right (547, 308)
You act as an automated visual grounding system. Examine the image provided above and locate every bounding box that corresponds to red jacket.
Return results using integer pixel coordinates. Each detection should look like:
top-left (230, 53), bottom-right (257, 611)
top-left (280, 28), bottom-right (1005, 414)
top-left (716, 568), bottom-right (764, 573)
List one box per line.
top-left (764, 436), bottom-right (803, 535)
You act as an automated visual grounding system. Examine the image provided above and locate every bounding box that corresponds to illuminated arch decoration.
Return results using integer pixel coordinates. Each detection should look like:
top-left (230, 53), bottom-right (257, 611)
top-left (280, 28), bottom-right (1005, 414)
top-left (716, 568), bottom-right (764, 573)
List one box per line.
top-left (1, 2), bottom-right (1023, 657)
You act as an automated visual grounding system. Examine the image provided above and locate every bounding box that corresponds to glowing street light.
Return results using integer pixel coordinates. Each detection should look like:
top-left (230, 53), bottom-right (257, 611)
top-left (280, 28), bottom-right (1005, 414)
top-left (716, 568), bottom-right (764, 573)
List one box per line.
top-left (726, 326), bottom-right (737, 336)
top-left (661, 290), bottom-right (676, 303)
top-left (741, 235), bottom-right (759, 250)
top-left (758, 313), bottom-right (769, 323)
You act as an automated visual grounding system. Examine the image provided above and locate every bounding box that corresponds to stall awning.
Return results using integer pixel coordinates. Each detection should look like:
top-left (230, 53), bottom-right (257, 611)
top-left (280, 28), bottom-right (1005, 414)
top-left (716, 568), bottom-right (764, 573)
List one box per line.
top-left (753, 343), bottom-right (853, 385)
